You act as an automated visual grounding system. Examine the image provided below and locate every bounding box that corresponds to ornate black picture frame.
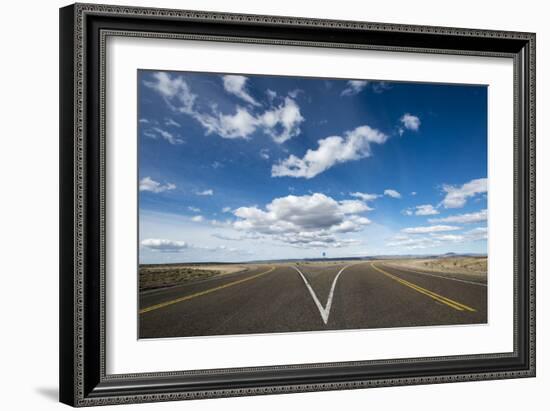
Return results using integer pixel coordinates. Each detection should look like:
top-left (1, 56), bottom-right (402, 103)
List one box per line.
top-left (59, 3), bottom-right (535, 407)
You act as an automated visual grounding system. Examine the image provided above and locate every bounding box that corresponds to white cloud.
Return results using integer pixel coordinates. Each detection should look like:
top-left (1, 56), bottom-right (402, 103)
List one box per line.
top-left (341, 80), bottom-right (368, 96)
top-left (139, 118), bottom-right (149, 124)
top-left (187, 206), bottom-right (200, 213)
top-left (387, 232), bottom-right (463, 250)
top-left (222, 75), bottom-right (260, 106)
top-left (141, 237), bottom-right (251, 254)
top-left (139, 177), bottom-right (176, 193)
top-left (464, 226), bottom-right (488, 241)
top-left (350, 192), bottom-right (380, 202)
top-left (232, 193), bottom-right (371, 248)
top-left (194, 107), bottom-right (258, 139)
top-left (387, 224), bottom-right (487, 250)
top-left (152, 127), bottom-right (183, 145)
top-left (386, 235), bottom-right (437, 249)
top-left (141, 238), bottom-right (188, 252)
top-left (384, 189), bottom-right (401, 199)
top-left (415, 204), bottom-right (439, 216)
top-left (431, 234), bottom-right (464, 242)
top-left (288, 89), bottom-right (303, 99)
top-left (372, 81), bottom-right (392, 93)
top-left (441, 178), bottom-right (487, 208)
top-left (337, 200), bottom-right (372, 214)
top-left (258, 97), bottom-right (304, 143)
top-left (259, 149), bottom-right (270, 160)
top-left (191, 215), bottom-right (204, 222)
top-left (402, 225), bottom-right (460, 234)
top-left (429, 209), bottom-right (487, 224)
top-left (144, 72), bottom-right (197, 111)
top-left (222, 206), bottom-right (232, 213)
top-left (195, 189), bottom-right (213, 196)
top-left (400, 113), bottom-right (421, 132)
top-left (411, 191), bottom-right (417, 196)
top-left (191, 97), bottom-right (303, 143)
top-left (145, 72), bottom-right (304, 144)
top-left (266, 89), bottom-right (277, 101)
top-left (272, 125), bottom-right (388, 179)
top-left (402, 209), bottom-right (414, 216)
top-left (165, 118), bottom-right (180, 127)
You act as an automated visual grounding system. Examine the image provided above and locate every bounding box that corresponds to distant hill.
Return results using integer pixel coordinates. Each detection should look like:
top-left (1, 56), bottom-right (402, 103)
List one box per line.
top-left (242, 252), bottom-right (487, 264)
top-left (142, 252), bottom-right (487, 266)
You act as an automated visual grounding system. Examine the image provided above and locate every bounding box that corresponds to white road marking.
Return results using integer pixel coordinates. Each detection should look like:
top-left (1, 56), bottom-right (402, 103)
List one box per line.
top-left (383, 263), bottom-right (487, 287)
top-left (292, 265), bottom-right (352, 324)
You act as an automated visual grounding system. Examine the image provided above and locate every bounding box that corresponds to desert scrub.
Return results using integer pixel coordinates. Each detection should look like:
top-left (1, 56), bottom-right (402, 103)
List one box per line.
top-left (139, 266), bottom-right (220, 291)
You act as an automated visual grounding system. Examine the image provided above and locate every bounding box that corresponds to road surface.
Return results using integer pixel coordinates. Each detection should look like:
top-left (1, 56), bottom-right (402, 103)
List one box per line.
top-left (139, 261), bottom-right (487, 338)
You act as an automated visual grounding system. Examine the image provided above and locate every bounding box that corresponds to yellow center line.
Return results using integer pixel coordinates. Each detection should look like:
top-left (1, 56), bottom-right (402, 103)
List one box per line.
top-left (370, 263), bottom-right (476, 312)
top-left (140, 266), bottom-right (276, 314)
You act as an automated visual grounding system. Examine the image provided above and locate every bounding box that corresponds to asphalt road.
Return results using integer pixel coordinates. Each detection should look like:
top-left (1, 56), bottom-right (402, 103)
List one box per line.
top-left (139, 261), bottom-right (487, 339)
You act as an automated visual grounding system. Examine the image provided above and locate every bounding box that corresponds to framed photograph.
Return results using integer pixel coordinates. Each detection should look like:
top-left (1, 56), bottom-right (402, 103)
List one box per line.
top-left (59, 3), bottom-right (536, 407)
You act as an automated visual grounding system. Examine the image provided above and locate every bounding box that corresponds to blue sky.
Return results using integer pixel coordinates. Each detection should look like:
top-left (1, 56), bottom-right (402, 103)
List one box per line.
top-left (138, 70), bottom-right (488, 264)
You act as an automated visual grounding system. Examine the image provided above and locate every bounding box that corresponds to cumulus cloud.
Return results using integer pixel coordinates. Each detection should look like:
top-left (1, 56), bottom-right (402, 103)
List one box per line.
top-left (415, 204), bottom-right (439, 216)
top-left (441, 178), bottom-right (487, 208)
top-left (232, 193), bottom-right (371, 248)
top-left (350, 192), bottom-right (380, 202)
top-left (141, 238), bottom-right (188, 252)
top-left (222, 75), bottom-right (260, 106)
top-left (399, 113), bottom-right (421, 132)
top-left (195, 189), bottom-right (213, 196)
top-left (341, 80), bottom-right (368, 96)
top-left (258, 97), bottom-right (304, 143)
top-left (144, 72), bottom-right (304, 144)
top-left (272, 125), bottom-right (388, 179)
top-left (191, 96), bottom-right (303, 143)
top-left (139, 177), bottom-right (176, 193)
top-left (402, 225), bottom-right (460, 234)
top-left (384, 189), bottom-right (402, 199)
top-left (259, 149), bottom-right (270, 160)
top-left (191, 215), bottom-right (204, 222)
top-left (429, 209), bottom-right (487, 224)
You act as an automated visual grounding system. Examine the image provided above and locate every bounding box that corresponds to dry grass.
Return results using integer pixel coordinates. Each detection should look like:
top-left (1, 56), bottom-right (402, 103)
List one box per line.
top-left (139, 264), bottom-right (249, 292)
top-left (385, 257), bottom-right (487, 282)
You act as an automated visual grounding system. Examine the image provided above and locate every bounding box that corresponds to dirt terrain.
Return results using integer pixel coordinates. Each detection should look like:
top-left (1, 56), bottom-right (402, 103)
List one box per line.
top-left (384, 257), bottom-right (487, 283)
top-left (139, 264), bottom-right (250, 291)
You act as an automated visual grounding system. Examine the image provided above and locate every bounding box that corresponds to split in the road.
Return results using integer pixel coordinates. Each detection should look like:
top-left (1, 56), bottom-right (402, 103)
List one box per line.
top-left (292, 264), bottom-right (353, 324)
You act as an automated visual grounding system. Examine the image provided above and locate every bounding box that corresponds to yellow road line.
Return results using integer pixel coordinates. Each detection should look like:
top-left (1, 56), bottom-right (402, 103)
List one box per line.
top-left (383, 263), bottom-right (487, 287)
top-left (140, 266), bottom-right (276, 314)
top-left (371, 264), bottom-right (476, 312)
